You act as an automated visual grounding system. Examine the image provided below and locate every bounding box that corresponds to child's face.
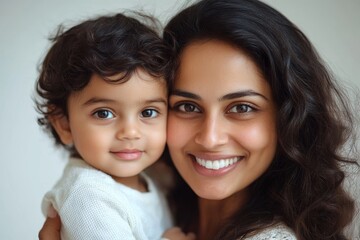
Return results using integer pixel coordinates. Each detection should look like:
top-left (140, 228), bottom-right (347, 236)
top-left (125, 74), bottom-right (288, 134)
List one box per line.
top-left (54, 69), bottom-right (167, 184)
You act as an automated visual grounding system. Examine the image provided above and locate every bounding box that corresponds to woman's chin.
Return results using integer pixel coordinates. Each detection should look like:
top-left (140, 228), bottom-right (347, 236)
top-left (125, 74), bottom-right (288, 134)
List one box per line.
top-left (192, 186), bottom-right (232, 201)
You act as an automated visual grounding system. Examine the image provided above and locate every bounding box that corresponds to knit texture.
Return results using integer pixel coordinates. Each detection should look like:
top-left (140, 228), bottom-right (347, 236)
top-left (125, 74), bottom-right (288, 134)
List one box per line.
top-left (42, 158), bottom-right (173, 240)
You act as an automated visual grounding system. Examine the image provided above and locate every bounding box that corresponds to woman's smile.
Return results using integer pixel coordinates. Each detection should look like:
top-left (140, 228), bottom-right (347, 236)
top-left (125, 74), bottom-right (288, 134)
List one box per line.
top-left (194, 156), bottom-right (242, 170)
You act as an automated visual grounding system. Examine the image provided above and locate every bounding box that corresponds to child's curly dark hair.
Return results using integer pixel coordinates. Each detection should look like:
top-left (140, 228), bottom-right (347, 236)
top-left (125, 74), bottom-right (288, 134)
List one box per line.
top-left (35, 12), bottom-right (172, 154)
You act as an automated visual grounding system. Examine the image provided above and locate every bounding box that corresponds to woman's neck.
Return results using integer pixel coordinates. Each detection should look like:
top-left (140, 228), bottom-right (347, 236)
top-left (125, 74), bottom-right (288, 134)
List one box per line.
top-left (197, 190), bottom-right (249, 240)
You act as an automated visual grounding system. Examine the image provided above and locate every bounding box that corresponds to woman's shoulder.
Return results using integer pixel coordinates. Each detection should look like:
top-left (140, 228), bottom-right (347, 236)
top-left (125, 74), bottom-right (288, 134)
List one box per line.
top-left (243, 222), bottom-right (297, 240)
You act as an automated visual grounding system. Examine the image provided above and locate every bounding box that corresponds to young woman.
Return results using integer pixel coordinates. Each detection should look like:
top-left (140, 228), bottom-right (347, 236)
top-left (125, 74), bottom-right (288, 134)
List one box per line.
top-left (163, 0), bottom-right (358, 239)
top-left (39, 0), bottom-right (358, 239)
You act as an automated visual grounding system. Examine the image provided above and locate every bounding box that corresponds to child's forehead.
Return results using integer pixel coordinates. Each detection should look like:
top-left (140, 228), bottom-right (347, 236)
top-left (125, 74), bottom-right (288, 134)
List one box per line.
top-left (70, 72), bottom-right (167, 101)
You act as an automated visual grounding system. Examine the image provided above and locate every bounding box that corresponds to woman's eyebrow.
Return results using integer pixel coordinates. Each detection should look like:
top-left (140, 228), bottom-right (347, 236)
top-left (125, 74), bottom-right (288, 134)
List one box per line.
top-left (219, 90), bottom-right (268, 101)
top-left (171, 89), bottom-right (268, 101)
top-left (170, 89), bottom-right (201, 100)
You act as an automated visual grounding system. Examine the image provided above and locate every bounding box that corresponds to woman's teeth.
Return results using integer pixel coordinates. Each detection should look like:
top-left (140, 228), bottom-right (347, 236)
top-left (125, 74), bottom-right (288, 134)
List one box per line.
top-left (195, 157), bottom-right (241, 170)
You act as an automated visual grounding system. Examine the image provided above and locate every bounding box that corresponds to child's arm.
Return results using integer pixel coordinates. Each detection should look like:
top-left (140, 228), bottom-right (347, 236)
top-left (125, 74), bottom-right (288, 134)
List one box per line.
top-left (162, 227), bottom-right (196, 240)
top-left (38, 216), bottom-right (197, 240)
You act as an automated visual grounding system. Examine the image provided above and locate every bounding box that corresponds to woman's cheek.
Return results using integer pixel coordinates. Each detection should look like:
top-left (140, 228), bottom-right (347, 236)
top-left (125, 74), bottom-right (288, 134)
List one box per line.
top-left (167, 113), bottom-right (198, 149)
top-left (167, 114), bottom-right (183, 147)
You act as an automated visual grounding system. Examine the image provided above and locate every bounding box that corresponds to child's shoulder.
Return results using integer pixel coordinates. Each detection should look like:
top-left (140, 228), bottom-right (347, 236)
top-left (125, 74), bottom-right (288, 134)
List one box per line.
top-left (50, 157), bottom-right (118, 197)
top-left (243, 222), bottom-right (297, 240)
top-left (42, 158), bottom-right (130, 217)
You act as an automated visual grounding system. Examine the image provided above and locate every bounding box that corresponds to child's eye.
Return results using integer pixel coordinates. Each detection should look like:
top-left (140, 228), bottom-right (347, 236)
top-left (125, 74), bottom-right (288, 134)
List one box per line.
top-left (227, 104), bottom-right (255, 113)
top-left (175, 103), bottom-right (200, 113)
top-left (93, 109), bottom-right (115, 119)
top-left (141, 109), bottom-right (159, 118)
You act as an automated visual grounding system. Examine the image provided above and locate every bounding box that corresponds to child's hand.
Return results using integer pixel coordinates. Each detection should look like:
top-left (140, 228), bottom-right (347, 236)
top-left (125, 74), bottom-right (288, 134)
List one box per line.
top-left (38, 215), bottom-right (61, 240)
top-left (162, 227), bottom-right (196, 240)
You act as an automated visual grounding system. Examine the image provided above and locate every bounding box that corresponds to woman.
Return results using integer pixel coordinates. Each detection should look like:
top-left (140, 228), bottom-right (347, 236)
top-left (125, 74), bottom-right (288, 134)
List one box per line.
top-left (40, 0), bottom-right (358, 239)
top-left (163, 0), bottom-right (357, 239)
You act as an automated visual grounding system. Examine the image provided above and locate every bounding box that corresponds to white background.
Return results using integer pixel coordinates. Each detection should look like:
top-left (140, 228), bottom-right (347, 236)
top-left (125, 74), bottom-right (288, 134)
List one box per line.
top-left (0, 0), bottom-right (359, 239)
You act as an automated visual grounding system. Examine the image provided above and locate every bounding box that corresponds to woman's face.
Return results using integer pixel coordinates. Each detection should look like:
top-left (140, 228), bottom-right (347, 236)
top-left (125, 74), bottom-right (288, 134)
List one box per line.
top-left (167, 40), bottom-right (277, 200)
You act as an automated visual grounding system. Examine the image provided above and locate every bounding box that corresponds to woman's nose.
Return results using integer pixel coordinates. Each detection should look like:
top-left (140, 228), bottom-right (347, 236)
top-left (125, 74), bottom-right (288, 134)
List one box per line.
top-left (195, 114), bottom-right (228, 148)
top-left (115, 118), bottom-right (141, 141)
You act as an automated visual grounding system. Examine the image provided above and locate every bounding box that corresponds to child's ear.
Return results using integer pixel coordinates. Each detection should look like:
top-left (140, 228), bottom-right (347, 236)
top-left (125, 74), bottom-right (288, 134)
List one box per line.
top-left (50, 114), bottom-right (73, 145)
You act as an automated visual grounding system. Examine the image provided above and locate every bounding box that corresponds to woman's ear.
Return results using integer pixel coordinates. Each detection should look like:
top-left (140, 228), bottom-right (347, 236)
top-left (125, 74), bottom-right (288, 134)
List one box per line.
top-left (50, 114), bottom-right (73, 145)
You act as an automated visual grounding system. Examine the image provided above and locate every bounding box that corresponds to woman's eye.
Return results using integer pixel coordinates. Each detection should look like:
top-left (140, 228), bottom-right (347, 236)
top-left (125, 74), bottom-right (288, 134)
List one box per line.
top-left (93, 110), bottom-right (114, 119)
top-left (177, 103), bottom-right (200, 113)
top-left (141, 109), bottom-right (158, 118)
top-left (228, 104), bottom-right (254, 113)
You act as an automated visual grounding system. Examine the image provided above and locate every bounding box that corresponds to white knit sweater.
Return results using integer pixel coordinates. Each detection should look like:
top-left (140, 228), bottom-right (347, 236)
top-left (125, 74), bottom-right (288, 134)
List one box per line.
top-left (42, 158), bottom-right (173, 240)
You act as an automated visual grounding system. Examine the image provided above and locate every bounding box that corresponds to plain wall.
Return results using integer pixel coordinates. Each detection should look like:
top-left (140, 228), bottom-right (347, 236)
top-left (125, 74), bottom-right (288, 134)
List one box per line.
top-left (0, 1), bottom-right (359, 239)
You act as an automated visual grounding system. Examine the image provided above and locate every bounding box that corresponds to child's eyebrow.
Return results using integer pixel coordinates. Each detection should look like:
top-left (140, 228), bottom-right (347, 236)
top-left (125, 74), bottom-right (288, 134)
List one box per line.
top-left (143, 98), bottom-right (168, 105)
top-left (82, 97), bottom-right (168, 106)
top-left (82, 97), bottom-right (116, 106)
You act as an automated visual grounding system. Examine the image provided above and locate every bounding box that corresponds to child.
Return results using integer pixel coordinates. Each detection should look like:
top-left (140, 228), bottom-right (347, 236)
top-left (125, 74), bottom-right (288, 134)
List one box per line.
top-left (35, 13), bottom-right (193, 240)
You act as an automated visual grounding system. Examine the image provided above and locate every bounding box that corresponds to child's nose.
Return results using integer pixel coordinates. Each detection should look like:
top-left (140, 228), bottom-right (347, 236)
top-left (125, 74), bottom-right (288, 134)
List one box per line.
top-left (115, 119), bottom-right (141, 140)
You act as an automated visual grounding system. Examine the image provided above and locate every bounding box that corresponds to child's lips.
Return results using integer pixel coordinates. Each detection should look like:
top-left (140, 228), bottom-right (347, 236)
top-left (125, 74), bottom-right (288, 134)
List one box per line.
top-left (111, 149), bottom-right (143, 160)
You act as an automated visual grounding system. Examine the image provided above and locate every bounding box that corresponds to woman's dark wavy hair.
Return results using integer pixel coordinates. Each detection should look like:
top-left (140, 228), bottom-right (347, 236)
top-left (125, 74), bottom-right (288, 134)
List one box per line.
top-left (163, 0), bottom-right (358, 239)
top-left (35, 12), bottom-right (171, 154)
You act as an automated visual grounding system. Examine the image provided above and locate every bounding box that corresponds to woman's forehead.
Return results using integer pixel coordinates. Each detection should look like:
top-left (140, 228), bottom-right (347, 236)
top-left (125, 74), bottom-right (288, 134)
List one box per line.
top-left (174, 40), bottom-right (272, 99)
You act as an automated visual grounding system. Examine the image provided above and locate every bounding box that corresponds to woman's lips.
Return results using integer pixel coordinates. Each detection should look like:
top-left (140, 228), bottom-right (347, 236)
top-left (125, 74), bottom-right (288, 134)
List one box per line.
top-left (111, 150), bottom-right (143, 160)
